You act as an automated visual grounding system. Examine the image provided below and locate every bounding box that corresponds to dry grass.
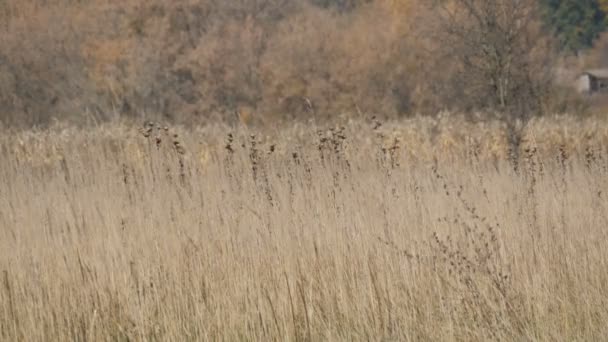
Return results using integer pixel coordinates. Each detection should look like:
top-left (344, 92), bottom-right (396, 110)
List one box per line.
top-left (1, 115), bottom-right (608, 341)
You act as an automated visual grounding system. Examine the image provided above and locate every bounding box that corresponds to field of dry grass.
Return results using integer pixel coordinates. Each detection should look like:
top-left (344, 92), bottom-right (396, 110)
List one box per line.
top-left (1, 115), bottom-right (608, 341)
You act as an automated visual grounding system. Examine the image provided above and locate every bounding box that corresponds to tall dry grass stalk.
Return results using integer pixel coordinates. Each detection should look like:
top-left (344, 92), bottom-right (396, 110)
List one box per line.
top-left (1, 115), bottom-right (608, 341)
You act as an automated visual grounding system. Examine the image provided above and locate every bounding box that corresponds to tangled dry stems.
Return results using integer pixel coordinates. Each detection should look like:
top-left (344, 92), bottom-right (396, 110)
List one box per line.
top-left (0, 115), bottom-right (607, 341)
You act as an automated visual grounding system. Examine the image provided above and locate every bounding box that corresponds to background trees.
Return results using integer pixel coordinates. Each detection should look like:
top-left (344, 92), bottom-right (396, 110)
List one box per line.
top-left (0, 0), bottom-right (607, 128)
top-left (540, 0), bottom-right (605, 53)
top-left (423, 0), bottom-right (554, 162)
top-left (430, 0), bottom-right (551, 114)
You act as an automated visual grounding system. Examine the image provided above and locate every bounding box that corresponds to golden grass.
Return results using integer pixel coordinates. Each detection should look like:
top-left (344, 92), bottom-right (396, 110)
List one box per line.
top-left (1, 115), bottom-right (608, 341)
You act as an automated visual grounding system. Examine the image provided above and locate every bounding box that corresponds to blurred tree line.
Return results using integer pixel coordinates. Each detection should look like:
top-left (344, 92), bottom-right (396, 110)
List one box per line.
top-left (541, 0), bottom-right (606, 53)
top-left (0, 0), bottom-right (606, 128)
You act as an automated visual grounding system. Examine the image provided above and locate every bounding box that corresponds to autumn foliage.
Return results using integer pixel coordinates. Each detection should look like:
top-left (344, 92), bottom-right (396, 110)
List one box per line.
top-left (0, 0), bottom-right (599, 127)
top-left (0, 1), bottom-right (404, 126)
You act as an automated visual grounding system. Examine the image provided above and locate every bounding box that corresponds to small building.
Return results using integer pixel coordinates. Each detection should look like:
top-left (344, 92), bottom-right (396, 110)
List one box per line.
top-left (577, 69), bottom-right (608, 94)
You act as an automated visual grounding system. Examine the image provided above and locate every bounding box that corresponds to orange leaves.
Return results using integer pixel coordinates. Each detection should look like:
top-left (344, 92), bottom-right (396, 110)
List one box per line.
top-left (82, 40), bottom-right (129, 83)
top-left (600, 0), bottom-right (608, 13)
top-left (378, 0), bottom-right (414, 14)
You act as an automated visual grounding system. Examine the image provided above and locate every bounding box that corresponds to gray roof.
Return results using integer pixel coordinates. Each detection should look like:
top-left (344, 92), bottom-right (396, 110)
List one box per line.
top-left (582, 69), bottom-right (608, 79)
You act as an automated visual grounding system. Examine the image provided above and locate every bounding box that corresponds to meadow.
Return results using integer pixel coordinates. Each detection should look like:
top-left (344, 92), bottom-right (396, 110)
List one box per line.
top-left (1, 115), bottom-right (608, 341)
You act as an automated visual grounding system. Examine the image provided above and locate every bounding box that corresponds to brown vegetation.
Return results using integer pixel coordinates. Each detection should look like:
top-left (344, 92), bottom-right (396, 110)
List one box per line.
top-left (2, 2), bottom-right (607, 340)
top-left (0, 0), bottom-right (573, 128)
top-left (1, 116), bottom-right (608, 340)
